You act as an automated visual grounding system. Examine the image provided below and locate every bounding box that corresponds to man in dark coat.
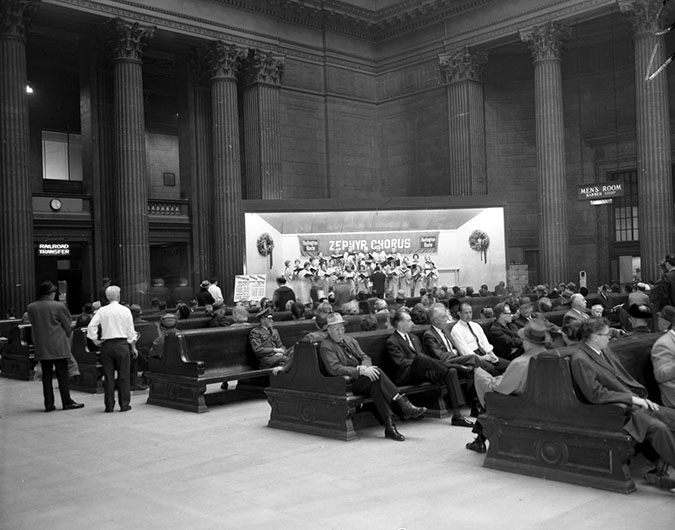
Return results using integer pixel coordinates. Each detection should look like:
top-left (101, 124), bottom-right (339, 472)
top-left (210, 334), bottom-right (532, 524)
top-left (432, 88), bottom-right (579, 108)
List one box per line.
top-left (249, 307), bottom-right (290, 373)
top-left (272, 277), bottom-right (296, 312)
top-left (27, 281), bottom-right (84, 412)
top-left (571, 317), bottom-right (675, 492)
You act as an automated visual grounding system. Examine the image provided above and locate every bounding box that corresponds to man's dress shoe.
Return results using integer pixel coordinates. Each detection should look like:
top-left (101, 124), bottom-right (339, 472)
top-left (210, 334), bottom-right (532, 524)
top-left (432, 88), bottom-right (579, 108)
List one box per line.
top-left (63, 402), bottom-right (84, 410)
top-left (45, 405), bottom-right (56, 413)
top-left (466, 438), bottom-right (487, 454)
top-left (451, 416), bottom-right (474, 428)
top-left (120, 405), bottom-right (132, 412)
top-left (384, 417), bottom-right (405, 441)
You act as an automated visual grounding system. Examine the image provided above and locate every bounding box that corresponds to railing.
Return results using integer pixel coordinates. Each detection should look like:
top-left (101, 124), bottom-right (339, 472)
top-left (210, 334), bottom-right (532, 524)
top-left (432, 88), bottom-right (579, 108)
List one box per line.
top-left (148, 199), bottom-right (189, 217)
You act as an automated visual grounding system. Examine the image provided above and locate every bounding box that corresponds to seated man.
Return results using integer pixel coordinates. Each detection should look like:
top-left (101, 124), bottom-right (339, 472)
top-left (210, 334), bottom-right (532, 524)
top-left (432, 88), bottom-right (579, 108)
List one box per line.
top-left (230, 304), bottom-right (250, 326)
top-left (466, 319), bottom-right (552, 453)
top-left (149, 313), bottom-right (178, 359)
top-left (562, 293), bottom-right (590, 327)
top-left (487, 302), bottom-right (523, 362)
top-left (450, 302), bottom-right (510, 375)
top-left (571, 317), bottom-right (675, 492)
top-left (249, 307), bottom-right (290, 374)
top-left (652, 310), bottom-right (675, 409)
top-left (386, 308), bottom-right (473, 428)
top-left (319, 313), bottom-right (426, 441)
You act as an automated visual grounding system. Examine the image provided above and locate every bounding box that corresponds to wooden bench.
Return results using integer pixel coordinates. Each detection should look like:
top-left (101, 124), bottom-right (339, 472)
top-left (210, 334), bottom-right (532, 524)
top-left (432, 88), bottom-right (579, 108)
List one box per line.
top-left (0, 324), bottom-right (35, 380)
top-left (479, 351), bottom-right (636, 494)
top-left (265, 326), bottom-right (449, 441)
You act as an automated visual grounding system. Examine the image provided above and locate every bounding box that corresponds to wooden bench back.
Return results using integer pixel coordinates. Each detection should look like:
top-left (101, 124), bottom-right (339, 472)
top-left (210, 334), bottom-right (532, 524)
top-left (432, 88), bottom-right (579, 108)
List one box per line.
top-left (4, 324), bottom-right (32, 355)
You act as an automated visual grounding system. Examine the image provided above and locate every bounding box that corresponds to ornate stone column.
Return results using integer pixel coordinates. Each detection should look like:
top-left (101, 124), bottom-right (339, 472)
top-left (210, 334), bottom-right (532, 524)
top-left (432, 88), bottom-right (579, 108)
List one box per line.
top-left (242, 50), bottom-right (285, 199)
top-left (619, 0), bottom-right (674, 281)
top-left (104, 18), bottom-right (154, 305)
top-left (521, 22), bottom-right (571, 285)
top-left (439, 47), bottom-right (488, 195)
top-left (188, 49), bottom-right (214, 282)
top-left (0, 0), bottom-right (39, 313)
top-left (205, 41), bottom-right (246, 303)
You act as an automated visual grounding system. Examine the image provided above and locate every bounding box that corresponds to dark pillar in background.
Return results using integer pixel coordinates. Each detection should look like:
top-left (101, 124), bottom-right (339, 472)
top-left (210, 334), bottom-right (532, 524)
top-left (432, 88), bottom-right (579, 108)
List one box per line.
top-left (619, 0), bottom-right (674, 281)
top-left (205, 41), bottom-right (246, 303)
top-left (104, 18), bottom-right (154, 305)
top-left (242, 50), bottom-right (285, 199)
top-left (521, 22), bottom-right (571, 285)
top-left (0, 0), bottom-right (39, 313)
top-left (439, 47), bottom-right (488, 196)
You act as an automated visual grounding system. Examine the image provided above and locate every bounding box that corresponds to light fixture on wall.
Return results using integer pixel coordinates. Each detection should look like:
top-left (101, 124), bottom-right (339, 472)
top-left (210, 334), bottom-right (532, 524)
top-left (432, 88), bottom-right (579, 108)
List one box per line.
top-left (25, 82), bottom-right (34, 94)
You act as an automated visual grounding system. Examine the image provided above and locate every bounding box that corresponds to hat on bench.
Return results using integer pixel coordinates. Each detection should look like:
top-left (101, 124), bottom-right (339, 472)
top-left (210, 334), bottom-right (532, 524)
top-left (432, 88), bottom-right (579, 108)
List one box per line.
top-left (627, 304), bottom-right (652, 319)
top-left (517, 319), bottom-right (551, 346)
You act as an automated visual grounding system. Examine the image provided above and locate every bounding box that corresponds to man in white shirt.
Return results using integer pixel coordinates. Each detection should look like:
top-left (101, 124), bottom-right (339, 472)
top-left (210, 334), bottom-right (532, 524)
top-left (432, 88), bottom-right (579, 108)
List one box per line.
top-left (207, 278), bottom-right (225, 308)
top-left (87, 285), bottom-right (138, 412)
top-left (450, 302), bottom-right (509, 375)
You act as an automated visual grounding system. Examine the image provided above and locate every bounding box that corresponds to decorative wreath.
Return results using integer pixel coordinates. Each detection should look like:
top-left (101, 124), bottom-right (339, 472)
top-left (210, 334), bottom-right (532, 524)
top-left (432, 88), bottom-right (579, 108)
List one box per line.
top-left (256, 233), bottom-right (274, 256)
top-left (468, 230), bottom-right (489, 263)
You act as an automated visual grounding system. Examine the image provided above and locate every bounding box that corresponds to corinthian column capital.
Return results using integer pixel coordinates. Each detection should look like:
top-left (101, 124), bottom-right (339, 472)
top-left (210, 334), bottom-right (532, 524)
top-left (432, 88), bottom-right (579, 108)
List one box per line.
top-left (617, 0), bottom-right (664, 35)
top-left (520, 21), bottom-right (571, 62)
top-left (243, 50), bottom-right (285, 87)
top-left (438, 47), bottom-right (488, 84)
top-left (102, 17), bottom-right (154, 62)
top-left (205, 40), bottom-right (246, 80)
top-left (0, 0), bottom-right (40, 39)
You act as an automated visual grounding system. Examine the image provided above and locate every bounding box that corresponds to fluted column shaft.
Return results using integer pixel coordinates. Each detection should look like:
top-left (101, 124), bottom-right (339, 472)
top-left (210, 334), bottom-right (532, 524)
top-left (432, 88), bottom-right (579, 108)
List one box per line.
top-left (242, 51), bottom-right (284, 199)
top-left (189, 51), bottom-right (214, 279)
top-left (619, 0), bottom-right (674, 281)
top-left (0, 0), bottom-right (39, 313)
top-left (521, 22), bottom-right (570, 285)
top-left (439, 48), bottom-right (488, 195)
top-left (105, 18), bottom-right (154, 305)
top-left (206, 41), bottom-right (246, 303)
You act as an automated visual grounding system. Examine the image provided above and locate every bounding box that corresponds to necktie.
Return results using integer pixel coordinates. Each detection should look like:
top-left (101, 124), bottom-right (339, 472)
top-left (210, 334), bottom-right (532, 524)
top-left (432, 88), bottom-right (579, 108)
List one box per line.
top-left (466, 322), bottom-right (483, 352)
top-left (405, 334), bottom-right (414, 350)
top-left (439, 329), bottom-right (451, 351)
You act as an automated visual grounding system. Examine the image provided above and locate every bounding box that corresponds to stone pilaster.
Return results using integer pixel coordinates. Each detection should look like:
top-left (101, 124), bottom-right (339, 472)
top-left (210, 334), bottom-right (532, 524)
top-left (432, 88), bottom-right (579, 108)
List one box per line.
top-left (0, 0), bottom-right (39, 313)
top-left (242, 50), bottom-right (285, 199)
top-left (205, 40), bottom-right (246, 303)
top-left (619, 0), bottom-right (674, 281)
top-left (521, 21), bottom-right (571, 285)
top-left (439, 47), bottom-right (488, 195)
top-left (103, 18), bottom-right (154, 305)
top-left (188, 49), bottom-right (214, 282)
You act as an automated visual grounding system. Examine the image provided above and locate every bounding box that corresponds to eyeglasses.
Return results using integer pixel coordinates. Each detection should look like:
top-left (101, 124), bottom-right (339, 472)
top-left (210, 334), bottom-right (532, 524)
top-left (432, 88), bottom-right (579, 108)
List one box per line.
top-left (595, 332), bottom-right (610, 337)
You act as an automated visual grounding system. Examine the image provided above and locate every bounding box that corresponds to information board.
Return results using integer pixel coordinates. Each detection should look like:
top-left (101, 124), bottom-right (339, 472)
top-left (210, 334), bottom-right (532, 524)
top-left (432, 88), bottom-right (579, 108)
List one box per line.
top-left (233, 274), bottom-right (266, 302)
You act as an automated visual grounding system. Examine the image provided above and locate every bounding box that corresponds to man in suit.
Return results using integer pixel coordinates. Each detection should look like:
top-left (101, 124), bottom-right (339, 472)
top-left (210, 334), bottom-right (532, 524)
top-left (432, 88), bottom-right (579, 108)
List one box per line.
top-left (27, 281), bottom-right (84, 412)
top-left (320, 313), bottom-right (426, 441)
top-left (652, 310), bottom-right (675, 409)
top-left (487, 302), bottom-right (523, 361)
top-left (562, 293), bottom-right (590, 327)
top-left (386, 308), bottom-right (473, 427)
top-left (571, 317), bottom-right (675, 492)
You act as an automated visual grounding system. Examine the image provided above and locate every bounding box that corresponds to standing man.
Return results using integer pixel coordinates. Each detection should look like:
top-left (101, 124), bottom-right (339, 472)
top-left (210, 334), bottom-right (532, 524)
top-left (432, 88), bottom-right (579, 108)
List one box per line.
top-left (249, 307), bottom-right (290, 373)
top-left (27, 281), bottom-right (84, 412)
top-left (208, 278), bottom-right (225, 308)
top-left (386, 308), bottom-right (474, 427)
top-left (272, 276), bottom-right (296, 312)
top-left (87, 285), bottom-right (138, 412)
top-left (320, 313), bottom-right (426, 441)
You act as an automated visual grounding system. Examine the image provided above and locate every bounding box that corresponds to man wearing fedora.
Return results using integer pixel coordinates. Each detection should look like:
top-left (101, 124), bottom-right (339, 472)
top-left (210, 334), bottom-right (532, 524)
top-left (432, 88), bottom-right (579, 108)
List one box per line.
top-left (320, 313), bottom-right (427, 441)
top-left (27, 281), bottom-right (84, 412)
top-left (249, 307), bottom-right (290, 373)
top-left (466, 318), bottom-right (552, 453)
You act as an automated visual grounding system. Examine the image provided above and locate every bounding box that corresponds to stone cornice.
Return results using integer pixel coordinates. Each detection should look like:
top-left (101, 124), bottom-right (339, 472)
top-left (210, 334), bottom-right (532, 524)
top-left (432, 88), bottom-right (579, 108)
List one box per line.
top-left (0, 0), bottom-right (40, 39)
